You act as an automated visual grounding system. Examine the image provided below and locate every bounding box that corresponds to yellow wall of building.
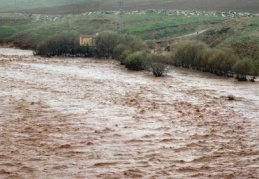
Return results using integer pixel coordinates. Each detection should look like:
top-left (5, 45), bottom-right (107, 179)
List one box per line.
top-left (80, 36), bottom-right (94, 46)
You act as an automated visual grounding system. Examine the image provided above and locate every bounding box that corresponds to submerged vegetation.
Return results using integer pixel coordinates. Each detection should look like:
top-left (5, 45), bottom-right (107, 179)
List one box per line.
top-left (35, 33), bottom-right (79, 57)
top-left (170, 40), bottom-right (258, 81)
top-left (23, 28), bottom-right (259, 79)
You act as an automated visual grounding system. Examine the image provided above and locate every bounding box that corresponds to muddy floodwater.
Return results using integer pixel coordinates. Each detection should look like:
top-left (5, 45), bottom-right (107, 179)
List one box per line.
top-left (0, 49), bottom-right (258, 178)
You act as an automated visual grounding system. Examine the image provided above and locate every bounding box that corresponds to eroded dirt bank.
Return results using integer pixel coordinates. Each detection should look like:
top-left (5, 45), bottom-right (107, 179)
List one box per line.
top-left (0, 52), bottom-right (258, 178)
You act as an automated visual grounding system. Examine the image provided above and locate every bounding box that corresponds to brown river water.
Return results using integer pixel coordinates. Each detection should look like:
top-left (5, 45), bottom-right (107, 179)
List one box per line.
top-left (0, 48), bottom-right (258, 178)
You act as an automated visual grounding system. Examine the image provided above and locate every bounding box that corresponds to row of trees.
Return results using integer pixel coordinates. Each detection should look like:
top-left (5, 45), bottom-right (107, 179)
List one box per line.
top-left (170, 40), bottom-right (259, 81)
top-left (34, 31), bottom-right (168, 77)
top-left (95, 31), bottom-right (169, 77)
top-left (95, 31), bottom-right (148, 59)
top-left (96, 31), bottom-right (258, 80)
top-left (35, 33), bottom-right (93, 57)
top-left (34, 31), bottom-right (258, 80)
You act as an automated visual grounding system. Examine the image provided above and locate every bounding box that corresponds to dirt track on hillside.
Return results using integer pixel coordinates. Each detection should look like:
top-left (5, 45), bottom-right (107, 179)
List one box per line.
top-left (0, 52), bottom-right (258, 178)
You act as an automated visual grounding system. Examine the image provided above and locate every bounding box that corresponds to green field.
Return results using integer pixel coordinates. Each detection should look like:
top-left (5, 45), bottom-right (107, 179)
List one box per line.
top-left (0, 12), bottom-right (226, 42)
top-left (0, 9), bottom-right (259, 59)
top-left (0, 0), bottom-right (93, 12)
top-left (2, 0), bottom-right (259, 14)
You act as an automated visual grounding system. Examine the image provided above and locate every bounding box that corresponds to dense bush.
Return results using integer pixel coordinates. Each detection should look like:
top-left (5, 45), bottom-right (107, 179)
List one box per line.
top-left (145, 54), bottom-right (168, 77)
top-left (114, 38), bottom-right (148, 63)
top-left (251, 59), bottom-right (259, 80)
top-left (35, 33), bottom-right (79, 57)
top-left (207, 48), bottom-right (237, 76)
top-left (232, 58), bottom-right (253, 81)
top-left (77, 44), bottom-right (93, 57)
top-left (195, 48), bottom-right (214, 71)
top-left (118, 50), bottom-right (132, 65)
top-left (122, 35), bottom-right (148, 52)
top-left (171, 40), bottom-right (207, 68)
top-left (125, 51), bottom-right (148, 71)
top-left (96, 31), bottom-right (149, 59)
top-left (170, 40), bottom-right (243, 77)
top-left (95, 31), bottom-right (120, 58)
top-left (113, 44), bottom-right (128, 60)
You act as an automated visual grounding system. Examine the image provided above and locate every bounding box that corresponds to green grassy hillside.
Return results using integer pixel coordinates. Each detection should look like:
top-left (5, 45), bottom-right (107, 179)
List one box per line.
top-left (2, 0), bottom-right (259, 14)
top-left (0, 12), bottom-right (225, 46)
top-left (0, 10), bottom-right (258, 59)
top-left (0, 0), bottom-right (92, 12)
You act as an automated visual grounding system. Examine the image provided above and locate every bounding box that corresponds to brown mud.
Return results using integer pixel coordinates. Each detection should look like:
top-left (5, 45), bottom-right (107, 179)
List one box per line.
top-left (0, 49), bottom-right (258, 178)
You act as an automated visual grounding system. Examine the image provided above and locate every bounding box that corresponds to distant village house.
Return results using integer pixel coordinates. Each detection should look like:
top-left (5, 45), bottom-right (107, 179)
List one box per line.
top-left (79, 35), bottom-right (96, 46)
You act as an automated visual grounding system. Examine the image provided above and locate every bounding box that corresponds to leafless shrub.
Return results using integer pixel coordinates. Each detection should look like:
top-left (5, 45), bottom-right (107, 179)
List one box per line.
top-left (145, 53), bottom-right (169, 77)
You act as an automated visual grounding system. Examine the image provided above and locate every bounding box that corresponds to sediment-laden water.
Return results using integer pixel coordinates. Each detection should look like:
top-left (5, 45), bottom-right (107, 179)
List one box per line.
top-left (0, 49), bottom-right (258, 178)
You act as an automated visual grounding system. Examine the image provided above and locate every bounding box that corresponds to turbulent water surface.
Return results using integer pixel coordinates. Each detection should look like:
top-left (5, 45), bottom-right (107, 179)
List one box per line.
top-left (0, 48), bottom-right (33, 56)
top-left (0, 49), bottom-right (258, 178)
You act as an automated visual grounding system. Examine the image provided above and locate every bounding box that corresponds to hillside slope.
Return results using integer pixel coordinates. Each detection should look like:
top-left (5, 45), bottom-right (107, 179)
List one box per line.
top-left (3, 0), bottom-right (259, 14)
top-left (0, 0), bottom-right (92, 12)
top-left (0, 11), bottom-right (226, 47)
top-left (0, 9), bottom-right (258, 58)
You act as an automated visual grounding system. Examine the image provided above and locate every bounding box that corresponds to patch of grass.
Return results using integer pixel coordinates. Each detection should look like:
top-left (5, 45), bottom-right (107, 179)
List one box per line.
top-left (0, 0), bottom-right (93, 12)
top-left (0, 13), bottom-right (220, 43)
top-left (0, 11), bottom-right (258, 57)
top-left (122, 14), bottom-right (226, 40)
top-left (0, 27), bottom-right (16, 39)
top-left (124, 14), bottom-right (225, 33)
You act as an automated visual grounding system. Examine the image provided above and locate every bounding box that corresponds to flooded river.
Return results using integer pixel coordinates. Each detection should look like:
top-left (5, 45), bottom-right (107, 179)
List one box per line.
top-left (0, 49), bottom-right (258, 178)
top-left (0, 48), bottom-right (33, 56)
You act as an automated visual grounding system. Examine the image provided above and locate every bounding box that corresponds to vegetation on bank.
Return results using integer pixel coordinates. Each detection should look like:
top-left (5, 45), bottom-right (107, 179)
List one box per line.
top-left (34, 30), bottom-right (258, 80)
top-left (0, 10), bottom-right (258, 80)
top-left (170, 40), bottom-right (258, 81)
top-left (35, 33), bottom-right (78, 57)
top-left (113, 32), bottom-right (258, 80)
top-left (1, 11), bottom-right (258, 60)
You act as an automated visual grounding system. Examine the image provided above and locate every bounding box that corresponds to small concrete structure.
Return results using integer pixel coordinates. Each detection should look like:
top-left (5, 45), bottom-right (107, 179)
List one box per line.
top-left (79, 35), bottom-right (96, 46)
